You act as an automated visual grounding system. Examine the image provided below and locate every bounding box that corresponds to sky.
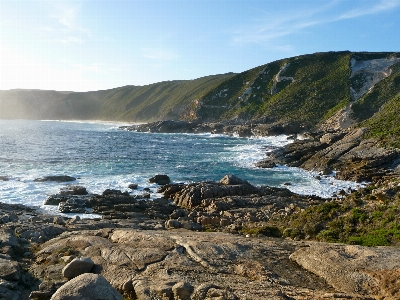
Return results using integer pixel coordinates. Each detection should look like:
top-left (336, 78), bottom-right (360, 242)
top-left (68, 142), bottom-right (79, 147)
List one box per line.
top-left (0, 0), bottom-right (399, 92)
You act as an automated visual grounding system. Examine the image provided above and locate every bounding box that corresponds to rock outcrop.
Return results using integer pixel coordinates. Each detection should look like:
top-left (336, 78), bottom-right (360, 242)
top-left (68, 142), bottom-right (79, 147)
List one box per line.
top-left (290, 242), bottom-right (400, 298)
top-left (258, 128), bottom-right (400, 182)
top-left (122, 120), bottom-right (305, 137)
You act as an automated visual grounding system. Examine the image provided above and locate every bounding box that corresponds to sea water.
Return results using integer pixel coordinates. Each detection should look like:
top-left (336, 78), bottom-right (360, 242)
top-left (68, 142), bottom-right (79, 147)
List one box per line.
top-left (0, 120), bottom-right (362, 215)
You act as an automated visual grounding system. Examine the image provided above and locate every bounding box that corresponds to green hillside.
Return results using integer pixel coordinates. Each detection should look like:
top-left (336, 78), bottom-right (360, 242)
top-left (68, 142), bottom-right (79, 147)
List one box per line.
top-left (0, 74), bottom-right (234, 122)
top-left (192, 51), bottom-right (352, 128)
top-left (1, 51), bottom-right (400, 139)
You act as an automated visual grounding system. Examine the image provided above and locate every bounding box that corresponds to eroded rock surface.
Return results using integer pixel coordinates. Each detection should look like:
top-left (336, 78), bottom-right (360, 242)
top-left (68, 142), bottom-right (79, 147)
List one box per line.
top-left (290, 242), bottom-right (400, 298)
top-left (258, 128), bottom-right (400, 182)
top-left (31, 228), bottom-right (335, 299)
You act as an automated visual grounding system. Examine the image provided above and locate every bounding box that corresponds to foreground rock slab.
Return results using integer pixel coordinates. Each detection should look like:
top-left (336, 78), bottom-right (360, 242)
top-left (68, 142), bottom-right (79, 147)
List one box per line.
top-left (290, 243), bottom-right (400, 299)
top-left (32, 228), bottom-right (380, 300)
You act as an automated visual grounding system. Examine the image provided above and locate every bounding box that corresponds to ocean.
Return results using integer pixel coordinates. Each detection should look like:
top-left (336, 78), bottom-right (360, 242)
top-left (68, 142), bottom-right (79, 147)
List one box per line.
top-left (0, 120), bottom-right (361, 215)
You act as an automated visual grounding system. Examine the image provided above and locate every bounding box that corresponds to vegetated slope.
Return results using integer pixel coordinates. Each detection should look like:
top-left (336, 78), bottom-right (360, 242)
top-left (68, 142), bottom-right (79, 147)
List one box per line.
top-left (189, 51), bottom-right (400, 133)
top-left (97, 73), bottom-right (235, 122)
top-left (362, 93), bottom-right (400, 148)
top-left (0, 73), bottom-right (234, 121)
top-left (191, 51), bottom-right (352, 128)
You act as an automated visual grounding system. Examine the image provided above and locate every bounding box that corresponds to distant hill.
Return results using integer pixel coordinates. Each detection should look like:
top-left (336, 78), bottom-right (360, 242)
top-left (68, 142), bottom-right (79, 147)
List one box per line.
top-left (1, 51), bottom-right (400, 145)
top-left (0, 73), bottom-right (235, 122)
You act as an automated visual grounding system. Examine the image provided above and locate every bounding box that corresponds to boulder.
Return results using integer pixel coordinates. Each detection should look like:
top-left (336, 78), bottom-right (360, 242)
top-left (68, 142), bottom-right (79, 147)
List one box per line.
top-left (50, 273), bottom-right (123, 300)
top-left (0, 176), bottom-right (9, 181)
top-left (62, 257), bottom-right (94, 280)
top-left (148, 174), bottom-right (171, 185)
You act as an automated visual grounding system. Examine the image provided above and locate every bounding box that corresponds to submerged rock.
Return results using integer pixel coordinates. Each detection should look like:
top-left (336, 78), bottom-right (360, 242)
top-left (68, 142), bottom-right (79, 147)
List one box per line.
top-left (34, 175), bottom-right (76, 183)
top-left (148, 174), bottom-right (171, 185)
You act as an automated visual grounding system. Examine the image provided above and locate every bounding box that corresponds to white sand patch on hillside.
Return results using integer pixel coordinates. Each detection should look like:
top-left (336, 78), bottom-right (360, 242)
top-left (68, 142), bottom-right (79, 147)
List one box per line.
top-left (350, 57), bottom-right (400, 100)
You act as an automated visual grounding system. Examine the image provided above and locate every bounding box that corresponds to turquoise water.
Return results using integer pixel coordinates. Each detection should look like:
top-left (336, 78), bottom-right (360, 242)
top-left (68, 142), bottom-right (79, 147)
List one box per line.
top-left (0, 120), bottom-right (361, 212)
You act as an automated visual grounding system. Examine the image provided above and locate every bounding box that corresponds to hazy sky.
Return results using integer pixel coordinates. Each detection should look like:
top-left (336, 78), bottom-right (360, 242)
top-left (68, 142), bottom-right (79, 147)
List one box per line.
top-left (1, 0), bottom-right (399, 92)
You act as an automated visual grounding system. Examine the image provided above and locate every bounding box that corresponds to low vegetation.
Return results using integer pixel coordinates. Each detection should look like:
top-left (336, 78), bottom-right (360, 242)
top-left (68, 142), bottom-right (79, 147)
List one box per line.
top-left (265, 182), bottom-right (400, 246)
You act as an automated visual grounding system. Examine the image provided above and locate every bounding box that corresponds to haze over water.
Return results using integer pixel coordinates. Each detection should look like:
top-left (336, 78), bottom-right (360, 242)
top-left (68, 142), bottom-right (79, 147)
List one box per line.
top-left (0, 120), bottom-right (361, 214)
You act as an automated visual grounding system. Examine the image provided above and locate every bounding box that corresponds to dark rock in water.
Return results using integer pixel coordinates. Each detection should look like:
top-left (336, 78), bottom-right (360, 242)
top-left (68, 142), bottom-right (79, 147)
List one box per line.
top-left (58, 197), bottom-right (90, 213)
top-left (254, 159), bottom-right (276, 168)
top-left (102, 189), bottom-right (129, 196)
top-left (44, 188), bottom-right (176, 220)
top-left (0, 176), bottom-right (9, 181)
top-left (34, 175), bottom-right (76, 183)
top-left (45, 195), bottom-right (67, 206)
top-left (321, 167), bottom-right (333, 175)
top-left (45, 194), bottom-right (93, 206)
top-left (149, 174), bottom-right (171, 185)
top-left (44, 185), bottom-right (89, 206)
top-left (128, 183), bottom-right (138, 189)
top-left (59, 185), bottom-right (88, 195)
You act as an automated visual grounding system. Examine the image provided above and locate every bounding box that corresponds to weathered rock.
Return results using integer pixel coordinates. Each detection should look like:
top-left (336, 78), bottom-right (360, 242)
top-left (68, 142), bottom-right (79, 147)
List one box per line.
top-left (62, 257), bottom-right (94, 279)
top-left (164, 176), bottom-right (260, 209)
top-left (148, 174), bottom-right (171, 185)
top-left (0, 229), bottom-right (19, 247)
top-left (290, 242), bottom-right (400, 298)
top-left (172, 281), bottom-right (194, 300)
top-left (165, 219), bottom-right (181, 229)
top-left (34, 229), bottom-right (333, 299)
top-left (0, 258), bottom-right (20, 281)
top-left (50, 273), bottom-right (123, 300)
top-left (259, 128), bottom-right (400, 183)
top-left (34, 176), bottom-right (76, 183)
top-left (220, 174), bottom-right (246, 185)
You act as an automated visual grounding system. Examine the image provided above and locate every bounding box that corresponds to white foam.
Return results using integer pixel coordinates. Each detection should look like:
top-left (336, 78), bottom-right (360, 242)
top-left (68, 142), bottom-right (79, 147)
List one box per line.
top-left (272, 165), bottom-right (364, 198)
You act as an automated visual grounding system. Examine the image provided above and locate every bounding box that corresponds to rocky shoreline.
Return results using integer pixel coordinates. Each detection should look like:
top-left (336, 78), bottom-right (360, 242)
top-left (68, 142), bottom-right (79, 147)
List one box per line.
top-left (2, 121), bottom-right (400, 299)
top-left (120, 120), bottom-right (304, 137)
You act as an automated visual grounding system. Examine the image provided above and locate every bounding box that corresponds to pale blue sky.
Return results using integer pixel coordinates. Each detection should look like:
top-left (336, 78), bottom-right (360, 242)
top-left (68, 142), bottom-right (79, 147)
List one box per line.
top-left (1, 0), bottom-right (399, 92)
